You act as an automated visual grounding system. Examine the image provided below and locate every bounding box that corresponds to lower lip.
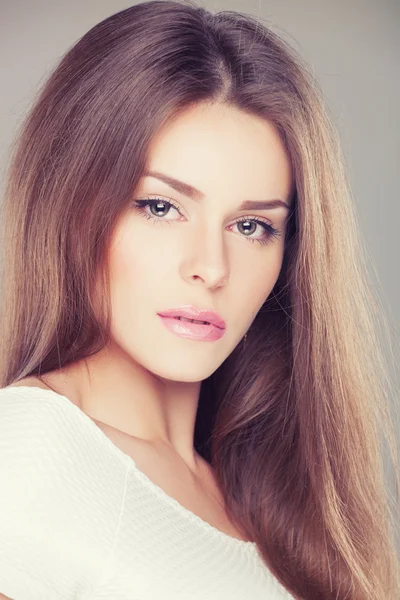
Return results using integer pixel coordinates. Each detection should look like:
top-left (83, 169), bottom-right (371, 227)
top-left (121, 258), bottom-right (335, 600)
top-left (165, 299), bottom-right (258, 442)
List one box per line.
top-left (158, 315), bottom-right (225, 341)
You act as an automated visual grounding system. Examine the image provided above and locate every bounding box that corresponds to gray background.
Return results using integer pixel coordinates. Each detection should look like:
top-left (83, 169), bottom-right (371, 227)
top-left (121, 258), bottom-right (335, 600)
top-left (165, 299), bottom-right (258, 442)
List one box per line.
top-left (1, 0), bottom-right (399, 551)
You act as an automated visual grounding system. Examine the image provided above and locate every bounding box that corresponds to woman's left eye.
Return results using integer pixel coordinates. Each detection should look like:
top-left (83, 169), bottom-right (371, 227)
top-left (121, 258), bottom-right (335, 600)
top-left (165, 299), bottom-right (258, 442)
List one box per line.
top-left (132, 196), bottom-right (282, 246)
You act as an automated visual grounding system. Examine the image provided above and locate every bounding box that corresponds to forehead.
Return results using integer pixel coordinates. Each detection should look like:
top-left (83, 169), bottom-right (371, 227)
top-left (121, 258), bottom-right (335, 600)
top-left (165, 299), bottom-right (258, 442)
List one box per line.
top-left (143, 103), bottom-right (294, 203)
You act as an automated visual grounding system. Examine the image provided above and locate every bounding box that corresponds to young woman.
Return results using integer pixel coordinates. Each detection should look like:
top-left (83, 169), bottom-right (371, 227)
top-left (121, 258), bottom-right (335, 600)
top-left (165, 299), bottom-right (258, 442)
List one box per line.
top-left (0, 2), bottom-right (398, 599)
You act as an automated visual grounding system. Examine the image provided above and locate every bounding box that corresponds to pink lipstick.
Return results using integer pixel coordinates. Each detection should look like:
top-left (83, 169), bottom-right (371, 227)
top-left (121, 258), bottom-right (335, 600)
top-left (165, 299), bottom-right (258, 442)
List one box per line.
top-left (157, 305), bottom-right (226, 341)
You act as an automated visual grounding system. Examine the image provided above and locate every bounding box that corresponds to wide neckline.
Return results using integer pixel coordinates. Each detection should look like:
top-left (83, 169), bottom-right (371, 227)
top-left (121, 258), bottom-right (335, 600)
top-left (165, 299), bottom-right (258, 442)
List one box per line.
top-left (3, 385), bottom-right (258, 552)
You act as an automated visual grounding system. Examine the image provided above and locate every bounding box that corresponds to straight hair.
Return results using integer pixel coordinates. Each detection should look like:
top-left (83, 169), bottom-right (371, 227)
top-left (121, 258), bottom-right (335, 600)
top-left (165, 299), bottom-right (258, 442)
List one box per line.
top-left (0, 2), bottom-right (399, 598)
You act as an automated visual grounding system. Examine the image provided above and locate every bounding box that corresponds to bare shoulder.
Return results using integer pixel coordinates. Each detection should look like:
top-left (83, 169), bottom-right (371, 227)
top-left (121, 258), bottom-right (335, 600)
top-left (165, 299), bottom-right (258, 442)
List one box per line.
top-left (0, 593), bottom-right (13, 599)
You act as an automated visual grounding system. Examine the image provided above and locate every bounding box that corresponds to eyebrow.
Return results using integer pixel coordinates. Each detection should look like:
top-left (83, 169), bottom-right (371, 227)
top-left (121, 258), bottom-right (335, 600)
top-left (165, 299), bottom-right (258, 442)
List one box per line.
top-left (143, 170), bottom-right (291, 212)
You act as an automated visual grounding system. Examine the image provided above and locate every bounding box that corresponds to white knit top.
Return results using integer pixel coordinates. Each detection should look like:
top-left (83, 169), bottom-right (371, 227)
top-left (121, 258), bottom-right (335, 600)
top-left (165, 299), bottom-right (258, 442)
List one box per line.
top-left (0, 385), bottom-right (295, 600)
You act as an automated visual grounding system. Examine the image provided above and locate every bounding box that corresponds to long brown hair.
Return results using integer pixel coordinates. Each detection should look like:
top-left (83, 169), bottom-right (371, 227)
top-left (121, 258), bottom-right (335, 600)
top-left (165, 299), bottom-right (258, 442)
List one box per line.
top-left (0, 2), bottom-right (398, 598)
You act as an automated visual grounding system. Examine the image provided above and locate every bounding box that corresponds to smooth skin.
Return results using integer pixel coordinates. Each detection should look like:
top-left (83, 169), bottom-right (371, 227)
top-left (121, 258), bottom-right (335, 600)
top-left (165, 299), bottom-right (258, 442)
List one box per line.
top-left (5, 102), bottom-right (294, 578)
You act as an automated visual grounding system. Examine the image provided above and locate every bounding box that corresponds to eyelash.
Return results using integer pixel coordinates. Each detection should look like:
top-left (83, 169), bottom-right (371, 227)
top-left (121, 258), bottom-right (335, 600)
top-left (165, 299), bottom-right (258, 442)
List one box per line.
top-left (132, 196), bottom-right (282, 246)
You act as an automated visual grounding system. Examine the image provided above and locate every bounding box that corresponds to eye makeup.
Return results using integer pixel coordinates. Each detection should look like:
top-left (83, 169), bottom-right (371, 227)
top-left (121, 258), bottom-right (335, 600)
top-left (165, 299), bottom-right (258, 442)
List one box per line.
top-left (132, 196), bottom-right (282, 246)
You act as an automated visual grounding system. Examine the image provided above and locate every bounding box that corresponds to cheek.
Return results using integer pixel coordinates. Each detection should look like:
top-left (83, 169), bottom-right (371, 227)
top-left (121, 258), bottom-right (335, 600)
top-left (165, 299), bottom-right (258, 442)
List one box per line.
top-left (110, 218), bottom-right (148, 276)
top-left (110, 244), bottom-right (149, 303)
top-left (235, 244), bottom-right (285, 309)
top-left (107, 240), bottom-right (159, 347)
top-left (108, 226), bottom-right (170, 310)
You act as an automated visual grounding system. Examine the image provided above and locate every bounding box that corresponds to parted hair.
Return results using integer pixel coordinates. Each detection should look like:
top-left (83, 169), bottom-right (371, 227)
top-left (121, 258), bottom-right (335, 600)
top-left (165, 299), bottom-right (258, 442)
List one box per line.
top-left (0, 2), bottom-right (399, 598)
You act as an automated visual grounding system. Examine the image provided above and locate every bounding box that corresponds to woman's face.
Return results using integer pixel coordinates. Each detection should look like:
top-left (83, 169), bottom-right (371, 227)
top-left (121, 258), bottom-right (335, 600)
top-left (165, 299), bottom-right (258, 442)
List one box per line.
top-left (107, 102), bottom-right (293, 382)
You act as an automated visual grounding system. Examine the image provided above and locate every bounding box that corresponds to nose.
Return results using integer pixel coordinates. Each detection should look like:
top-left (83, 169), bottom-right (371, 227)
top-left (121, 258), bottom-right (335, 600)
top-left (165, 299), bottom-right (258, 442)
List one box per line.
top-left (180, 224), bottom-right (229, 289)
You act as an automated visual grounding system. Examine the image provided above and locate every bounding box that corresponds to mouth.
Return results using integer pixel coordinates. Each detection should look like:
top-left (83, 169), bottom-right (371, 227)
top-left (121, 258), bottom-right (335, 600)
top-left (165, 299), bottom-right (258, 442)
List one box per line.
top-left (170, 316), bottom-right (214, 326)
top-left (157, 312), bottom-right (226, 341)
top-left (157, 306), bottom-right (226, 330)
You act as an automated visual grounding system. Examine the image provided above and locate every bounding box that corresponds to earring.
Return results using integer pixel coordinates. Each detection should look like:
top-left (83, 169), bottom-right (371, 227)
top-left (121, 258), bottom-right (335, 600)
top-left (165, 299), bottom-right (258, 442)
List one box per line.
top-left (243, 333), bottom-right (247, 349)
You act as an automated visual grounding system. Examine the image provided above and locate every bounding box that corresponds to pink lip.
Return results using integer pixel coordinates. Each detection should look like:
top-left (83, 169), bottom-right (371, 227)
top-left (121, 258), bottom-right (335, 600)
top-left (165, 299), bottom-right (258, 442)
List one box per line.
top-left (157, 305), bottom-right (226, 330)
top-left (158, 315), bottom-right (225, 341)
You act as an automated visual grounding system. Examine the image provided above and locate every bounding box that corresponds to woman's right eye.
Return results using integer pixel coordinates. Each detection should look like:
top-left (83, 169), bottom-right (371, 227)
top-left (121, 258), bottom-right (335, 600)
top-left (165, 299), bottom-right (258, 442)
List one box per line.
top-left (132, 197), bottom-right (182, 221)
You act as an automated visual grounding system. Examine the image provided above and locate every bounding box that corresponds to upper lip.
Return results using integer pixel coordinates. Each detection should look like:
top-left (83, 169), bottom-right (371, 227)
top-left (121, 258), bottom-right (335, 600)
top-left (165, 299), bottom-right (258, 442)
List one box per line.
top-left (158, 305), bottom-right (226, 330)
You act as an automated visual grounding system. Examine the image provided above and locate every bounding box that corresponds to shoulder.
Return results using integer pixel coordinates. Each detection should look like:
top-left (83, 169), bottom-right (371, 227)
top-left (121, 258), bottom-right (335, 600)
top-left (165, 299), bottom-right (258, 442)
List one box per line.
top-left (0, 383), bottom-right (80, 496)
top-left (0, 382), bottom-right (128, 598)
top-left (4, 375), bottom-right (50, 390)
top-left (0, 382), bottom-right (95, 499)
top-left (0, 381), bottom-right (130, 486)
top-left (0, 382), bottom-right (71, 454)
top-left (0, 381), bottom-right (62, 426)
top-left (0, 381), bottom-right (131, 508)
top-left (0, 385), bottom-right (84, 597)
